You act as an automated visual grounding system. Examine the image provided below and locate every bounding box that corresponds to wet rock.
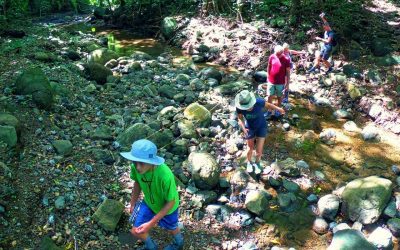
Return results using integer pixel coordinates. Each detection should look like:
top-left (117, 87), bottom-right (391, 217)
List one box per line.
top-left (15, 67), bottom-right (54, 109)
top-left (52, 140), bottom-right (73, 155)
top-left (387, 218), bottom-right (400, 236)
top-left (187, 152), bottom-right (220, 190)
top-left (184, 103), bottom-right (211, 127)
top-left (0, 125), bottom-right (17, 147)
top-left (342, 176), bottom-right (392, 224)
top-left (313, 217), bottom-right (329, 234)
top-left (318, 194), bottom-right (340, 221)
top-left (117, 123), bottom-right (154, 149)
top-left (343, 121), bottom-right (360, 132)
top-left (245, 190), bottom-right (271, 216)
top-left (87, 48), bottom-right (118, 65)
top-left (383, 201), bottom-right (397, 218)
top-left (93, 199), bottom-right (124, 231)
top-left (367, 227), bottom-right (393, 250)
top-left (328, 229), bottom-right (375, 250)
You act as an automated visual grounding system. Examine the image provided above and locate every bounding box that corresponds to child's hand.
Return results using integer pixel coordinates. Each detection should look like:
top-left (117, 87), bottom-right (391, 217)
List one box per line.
top-left (135, 221), bottom-right (153, 234)
top-left (278, 108), bottom-right (285, 115)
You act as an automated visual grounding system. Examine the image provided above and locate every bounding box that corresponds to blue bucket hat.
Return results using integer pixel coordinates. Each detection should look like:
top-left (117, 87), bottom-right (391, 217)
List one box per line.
top-left (120, 139), bottom-right (165, 166)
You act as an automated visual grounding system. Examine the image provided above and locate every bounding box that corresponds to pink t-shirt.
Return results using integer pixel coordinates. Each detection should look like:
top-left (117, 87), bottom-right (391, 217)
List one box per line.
top-left (268, 54), bottom-right (290, 84)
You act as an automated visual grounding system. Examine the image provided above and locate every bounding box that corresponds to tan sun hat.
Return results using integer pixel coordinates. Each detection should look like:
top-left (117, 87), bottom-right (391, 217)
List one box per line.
top-left (235, 90), bottom-right (256, 110)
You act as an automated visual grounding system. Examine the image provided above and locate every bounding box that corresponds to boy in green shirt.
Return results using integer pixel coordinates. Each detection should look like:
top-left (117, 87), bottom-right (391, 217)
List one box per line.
top-left (120, 139), bottom-right (183, 250)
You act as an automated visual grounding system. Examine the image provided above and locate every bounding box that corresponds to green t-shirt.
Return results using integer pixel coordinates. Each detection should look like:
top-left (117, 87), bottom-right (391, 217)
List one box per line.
top-left (130, 163), bottom-right (179, 214)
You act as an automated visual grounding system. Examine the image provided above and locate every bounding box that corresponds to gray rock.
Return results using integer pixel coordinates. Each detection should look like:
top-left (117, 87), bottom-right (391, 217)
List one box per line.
top-left (274, 158), bottom-right (300, 177)
top-left (91, 125), bottom-right (113, 140)
top-left (199, 67), bottom-right (222, 83)
top-left (313, 217), bottom-right (329, 234)
top-left (352, 221), bottom-right (363, 231)
top-left (282, 123), bottom-right (290, 131)
top-left (52, 140), bottom-right (73, 155)
top-left (239, 241), bottom-right (257, 250)
top-left (307, 194), bottom-right (318, 203)
top-left (159, 85), bottom-right (177, 99)
top-left (205, 204), bottom-right (223, 216)
top-left (343, 121), bottom-right (360, 132)
top-left (187, 152), bottom-right (220, 190)
top-left (367, 227), bottom-right (393, 250)
top-left (191, 190), bottom-right (218, 207)
top-left (226, 210), bottom-right (253, 227)
top-left (277, 192), bottom-right (298, 212)
top-left (391, 165), bottom-right (400, 175)
top-left (215, 80), bottom-right (250, 95)
top-left (368, 104), bottom-right (383, 119)
top-left (361, 126), bottom-right (380, 141)
top-left (319, 129), bottom-right (336, 144)
top-left (296, 160), bottom-right (309, 169)
top-left (334, 109), bottom-right (352, 119)
top-left (245, 190), bottom-right (271, 216)
top-left (117, 123), bottom-right (154, 149)
top-left (178, 120), bottom-right (197, 139)
top-left (342, 176), bottom-right (393, 224)
top-left (328, 229), bottom-right (375, 250)
top-left (366, 70), bottom-right (383, 85)
top-left (0, 125), bottom-right (17, 147)
top-left (92, 199), bottom-right (124, 231)
top-left (318, 194), bottom-right (340, 221)
top-left (282, 179), bottom-right (300, 192)
top-left (387, 218), bottom-right (400, 236)
top-left (55, 196), bottom-right (66, 210)
top-left (383, 201), bottom-right (397, 218)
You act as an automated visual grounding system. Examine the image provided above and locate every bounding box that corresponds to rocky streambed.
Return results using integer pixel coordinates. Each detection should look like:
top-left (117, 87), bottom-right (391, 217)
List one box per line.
top-left (0, 13), bottom-right (400, 250)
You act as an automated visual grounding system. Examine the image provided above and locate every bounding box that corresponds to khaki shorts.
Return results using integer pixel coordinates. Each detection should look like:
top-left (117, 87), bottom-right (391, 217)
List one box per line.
top-left (267, 82), bottom-right (285, 97)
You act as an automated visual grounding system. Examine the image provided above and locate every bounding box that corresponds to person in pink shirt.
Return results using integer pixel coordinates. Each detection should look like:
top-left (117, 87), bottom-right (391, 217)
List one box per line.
top-left (261, 45), bottom-right (290, 118)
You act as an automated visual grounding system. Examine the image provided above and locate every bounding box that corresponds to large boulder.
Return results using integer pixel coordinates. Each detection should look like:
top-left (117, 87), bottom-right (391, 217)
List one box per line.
top-left (87, 48), bottom-right (118, 65)
top-left (273, 158), bottom-right (301, 177)
top-left (161, 17), bottom-right (178, 39)
top-left (347, 82), bottom-right (362, 100)
top-left (0, 113), bottom-right (20, 132)
top-left (187, 152), bottom-right (220, 190)
top-left (85, 63), bottom-right (113, 85)
top-left (183, 103), bottom-right (211, 127)
top-left (342, 176), bottom-right (393, 224)
top-left (92, 199), bottom-right (124, 231)
top-left (178, 120), bottom-right (197, 139)
top-left (148, 129), bottom-right (174, 149)
top-left (245, 190), bottom-right (271, 216)
top-left (327, 229), bottom-right (375, 250)
top-left (117, 123), bottom-right (154, 149)
top-left (253, 71), bottom-right (268, 83)
top-left (15, 67), bottom-right (54, 109)
top-left (199, 67), bottom-right (222, 83)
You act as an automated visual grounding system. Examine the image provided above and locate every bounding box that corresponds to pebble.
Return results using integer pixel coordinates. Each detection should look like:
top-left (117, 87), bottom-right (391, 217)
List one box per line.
top-left (391, 165), bottom-right (400, 175)
top-left (84, 164), bottom-right (93, 172)
top-left (55, 196), bottom-right (66, 210)
top-left (42, 196), bottom-right (49, 207)
top-left (283, 123), bottom-right (290, 131)
top-left (78, 179), bottom-right (85, 187)
top-left (296, 160), bottom-right (309, 169)
top-left (313, 217), bottom-right (329, 234)
top-left (48, 214), bottom-right (55, 224)
top-left (307, 194), bottom-right (318, 203)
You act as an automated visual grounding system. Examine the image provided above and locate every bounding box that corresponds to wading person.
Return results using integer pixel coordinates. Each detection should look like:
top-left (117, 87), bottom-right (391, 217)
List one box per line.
top-left (235, 90), bottom-right (285, 174)
top-left (308, 12), bottom-right (336, 74)
top-left (120, 139), bottom-right (183, 250)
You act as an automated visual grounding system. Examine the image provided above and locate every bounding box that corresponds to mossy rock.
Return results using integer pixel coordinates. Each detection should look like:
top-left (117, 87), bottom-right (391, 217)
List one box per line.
top-left (0, 125), bottom-right (17, 147)
top-left (34, 52), bottom-right (56, 62)
top-left (85, 63), bottom-right (113, 85)
top-left (215, 80), bottom-right (250, 95)
top-left (39, 236), bottom-right (63, 250)
top-left (50, 82), bottom-right (72, 97)
top-left (93, 199), bottom-right (124, 231)
top-left (375, 55), bottom-right (400, 67)
top-left (148, 129), bottom-right (174, 149)
top-left (117, 123), bottom-right (154, 149)
top-left (161, 17), bottom-right (178, 39)
top-left (184, 103), bottom-right (211, 127)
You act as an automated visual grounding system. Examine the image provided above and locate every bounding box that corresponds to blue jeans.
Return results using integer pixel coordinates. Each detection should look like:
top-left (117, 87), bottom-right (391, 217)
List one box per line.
top-left (321, 44), bottom-right (333, 60)
top-left (134, 202), bottom-right (179, 230)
